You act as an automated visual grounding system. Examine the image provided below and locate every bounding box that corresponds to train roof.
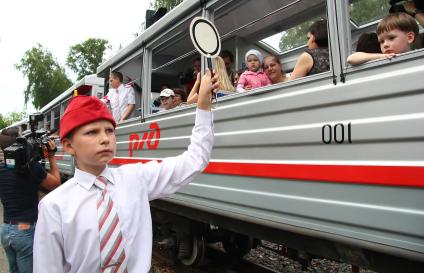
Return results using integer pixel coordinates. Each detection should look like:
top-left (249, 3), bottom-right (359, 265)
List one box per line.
top-left (97, 0), bottom-right (199, 75)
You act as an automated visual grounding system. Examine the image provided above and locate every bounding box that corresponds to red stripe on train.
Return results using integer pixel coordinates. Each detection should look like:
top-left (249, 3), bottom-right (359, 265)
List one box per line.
top-left (108, 158), bottom-right (424, 188)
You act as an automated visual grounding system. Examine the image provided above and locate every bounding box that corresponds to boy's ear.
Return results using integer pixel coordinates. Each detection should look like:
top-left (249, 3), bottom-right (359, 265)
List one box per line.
top-left (406, 31), bottom-right (415, 45)
top-left (61, 138), bottom-right (75, 156)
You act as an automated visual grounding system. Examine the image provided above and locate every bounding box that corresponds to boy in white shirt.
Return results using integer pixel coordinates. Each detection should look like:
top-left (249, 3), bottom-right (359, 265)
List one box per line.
top-left (33, 70), bottom-right (217, 273)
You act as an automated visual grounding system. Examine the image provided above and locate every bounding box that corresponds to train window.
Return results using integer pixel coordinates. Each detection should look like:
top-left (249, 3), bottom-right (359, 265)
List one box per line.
top-left (106, 53), bottom-right (144, 120)
top-left (148, 10), bottom-right (202, 114)
top-left (349, 0), bottom-right (388, 27)
top-left (260, 16), bottom-right (325, 54)
top-left (347, 0), bottom-right (423, 67)
top-left (212, 0), bottom-right (329, 86)
top-left (52, 106), bottom-right (60, 130)
top-left (348, 0), bottom-right (388, 57)
top-left (45, 111), bottom-right (52, 130)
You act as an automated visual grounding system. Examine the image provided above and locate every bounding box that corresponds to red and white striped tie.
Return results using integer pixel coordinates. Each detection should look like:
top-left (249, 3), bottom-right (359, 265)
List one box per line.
top-left (95, 176), bottom-right (128, 273)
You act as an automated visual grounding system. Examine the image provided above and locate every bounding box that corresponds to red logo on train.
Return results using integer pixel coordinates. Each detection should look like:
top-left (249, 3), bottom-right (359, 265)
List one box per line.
top-left (128, 122), bottom-right (161, 157)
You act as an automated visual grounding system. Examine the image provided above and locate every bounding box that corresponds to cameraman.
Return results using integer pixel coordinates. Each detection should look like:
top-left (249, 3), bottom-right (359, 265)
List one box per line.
top-left (0, 127), bottom-right (60, 273)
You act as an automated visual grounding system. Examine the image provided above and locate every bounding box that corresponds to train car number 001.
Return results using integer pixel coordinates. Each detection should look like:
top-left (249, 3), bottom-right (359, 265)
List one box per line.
top-left (321, 123), bottom-right (352, 144)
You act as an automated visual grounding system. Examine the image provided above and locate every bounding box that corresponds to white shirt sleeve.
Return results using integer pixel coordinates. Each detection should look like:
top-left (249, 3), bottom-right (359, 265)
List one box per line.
top-left (33, 199), bottom-right (67, 273)
top-left (127, 87), bottom-right (135, 105)
top-left (138, 108), bottom-right (213, 200)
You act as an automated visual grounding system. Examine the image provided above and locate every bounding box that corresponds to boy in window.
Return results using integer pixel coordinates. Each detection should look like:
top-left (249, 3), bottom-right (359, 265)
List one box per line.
top-left (347, 12), bottom-right (419, 65)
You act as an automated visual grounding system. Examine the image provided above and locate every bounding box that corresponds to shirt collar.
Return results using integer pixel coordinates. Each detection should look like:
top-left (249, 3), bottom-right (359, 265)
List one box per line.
top-left (74, 166), bottom-right (115, 191)
top-left (116, 84), bottom-right (124, 92)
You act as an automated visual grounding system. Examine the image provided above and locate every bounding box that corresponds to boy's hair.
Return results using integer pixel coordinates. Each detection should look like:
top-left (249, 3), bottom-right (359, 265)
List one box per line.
top-left (377, 12), bottom-right (419, 41)
top-left (309, 19), bottom-right (328, 47)
top-left (110, 71), bottom-right (123, 83)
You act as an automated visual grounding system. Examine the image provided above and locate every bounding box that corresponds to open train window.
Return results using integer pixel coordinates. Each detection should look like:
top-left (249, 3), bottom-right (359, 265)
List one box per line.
top-left (349, 0), bottom-right (388, 27)
top-left (52, 106), bottom-right (60, 131)
top-left (348, 0), bottom-right (389, 56)
top-left (43, 111), bottom-right (51, 130)
top-left (260, 15), bottom-right (325, 55)
top-left (211, 0), bottom-right (329, 87)
top-left (347, 0), bottom-right (423, 67)
top-left (148, 10), bottom-right (202, 114)
top-left (101, 53), bottom-right (144, 120)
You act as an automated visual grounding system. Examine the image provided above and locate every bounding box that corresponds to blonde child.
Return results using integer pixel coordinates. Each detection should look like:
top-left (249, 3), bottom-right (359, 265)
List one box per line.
top-left (187, 56), bottom-right (235, 104)
top-left (33, 71), bottom-right (218, 273)
top-left (347, 12), bottom-right (419, 65)
top-left (236, 49), bottom-right (271, 92)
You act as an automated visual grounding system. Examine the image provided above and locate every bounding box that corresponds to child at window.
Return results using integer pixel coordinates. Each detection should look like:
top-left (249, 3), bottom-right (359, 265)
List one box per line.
top-left (236, 49), bottom-right (271, 92)
top-left (347, 12), bottom-right (419, 65)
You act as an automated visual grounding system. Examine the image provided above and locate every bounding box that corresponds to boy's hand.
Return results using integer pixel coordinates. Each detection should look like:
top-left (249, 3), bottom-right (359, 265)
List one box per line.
top-left (384, 53), bottom-right (396, 60)
top-left (197, 69), bottom-right (219, 111)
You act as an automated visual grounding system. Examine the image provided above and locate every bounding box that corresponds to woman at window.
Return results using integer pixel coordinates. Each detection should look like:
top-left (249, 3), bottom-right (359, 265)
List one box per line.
top-left (289, 20), bottom-right (330, 80)
top-left (263, 55), bottom-right (289, 84)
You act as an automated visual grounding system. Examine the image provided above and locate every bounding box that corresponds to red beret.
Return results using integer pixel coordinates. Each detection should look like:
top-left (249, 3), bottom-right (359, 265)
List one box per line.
top-left (60, 95), bottom-right (116, 140)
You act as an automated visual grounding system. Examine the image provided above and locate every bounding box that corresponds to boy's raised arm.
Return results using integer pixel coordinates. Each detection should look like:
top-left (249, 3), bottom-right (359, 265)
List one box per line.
top-left (196, 69), bottom-right (218, 110)
top-left (133, 69), bottom-right (218, 200)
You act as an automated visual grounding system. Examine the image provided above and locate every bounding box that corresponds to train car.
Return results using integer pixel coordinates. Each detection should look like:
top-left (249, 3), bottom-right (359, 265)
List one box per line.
top-left (95, 0), bottom-right (421, 272)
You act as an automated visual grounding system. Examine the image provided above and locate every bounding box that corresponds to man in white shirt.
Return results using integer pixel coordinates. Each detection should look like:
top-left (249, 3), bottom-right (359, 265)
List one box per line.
top-left (106, 71), bottom-right (135, 122)
top-left (33, 69), bottom-right (217, 273)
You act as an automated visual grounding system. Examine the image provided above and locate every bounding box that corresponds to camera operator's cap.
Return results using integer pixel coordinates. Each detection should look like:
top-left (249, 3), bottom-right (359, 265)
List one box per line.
top-left (160, 88), bottom-right (175, 97)
top-left (60, 95), bottom-right (116, 140)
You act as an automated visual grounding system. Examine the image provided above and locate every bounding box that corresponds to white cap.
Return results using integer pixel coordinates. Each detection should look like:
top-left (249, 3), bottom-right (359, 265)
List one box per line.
top-left (160, 88), bottom-right (175, 97)
top-left (245, 49), bottom-right (263, 64)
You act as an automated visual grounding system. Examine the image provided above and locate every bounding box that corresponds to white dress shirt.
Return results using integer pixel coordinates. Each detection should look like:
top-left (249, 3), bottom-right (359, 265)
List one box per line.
top-left (33, 109), bottom-right (213, 273)
top-left (106, 83), bottom-right (136, 121)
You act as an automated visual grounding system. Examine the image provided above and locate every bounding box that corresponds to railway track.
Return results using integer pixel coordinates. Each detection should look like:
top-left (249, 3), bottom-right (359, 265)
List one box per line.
top-left (151, 243), bottom-right (282, 273)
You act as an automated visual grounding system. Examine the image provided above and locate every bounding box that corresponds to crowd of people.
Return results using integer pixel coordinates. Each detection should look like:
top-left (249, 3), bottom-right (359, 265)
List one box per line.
top-left (155, 18), bottom-right (331, 112)
top-left (105, 3), bottom-right (423, 115)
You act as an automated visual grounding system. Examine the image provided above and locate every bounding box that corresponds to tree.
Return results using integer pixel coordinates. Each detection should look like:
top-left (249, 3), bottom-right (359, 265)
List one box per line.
top-left (15, 44), bottom-right (72, 109)
top-left (349, 0), bottom-right (388, 26)
top-left (0, 114), bottom-right (7, 129)
top-left (150, 0), bottom-right (183, 11)
top-left (279, 18), bottom-right (320, 52)
top-left (279, 0), bottom-right (388, 52)
top-left (0, 111), bottom-right (26, 130)
top-left (66, 38), bottom-right (110, 80)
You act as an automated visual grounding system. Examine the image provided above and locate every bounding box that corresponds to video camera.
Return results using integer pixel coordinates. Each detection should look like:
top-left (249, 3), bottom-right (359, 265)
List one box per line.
top-left (4, 113), bottom-right (57, 174)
